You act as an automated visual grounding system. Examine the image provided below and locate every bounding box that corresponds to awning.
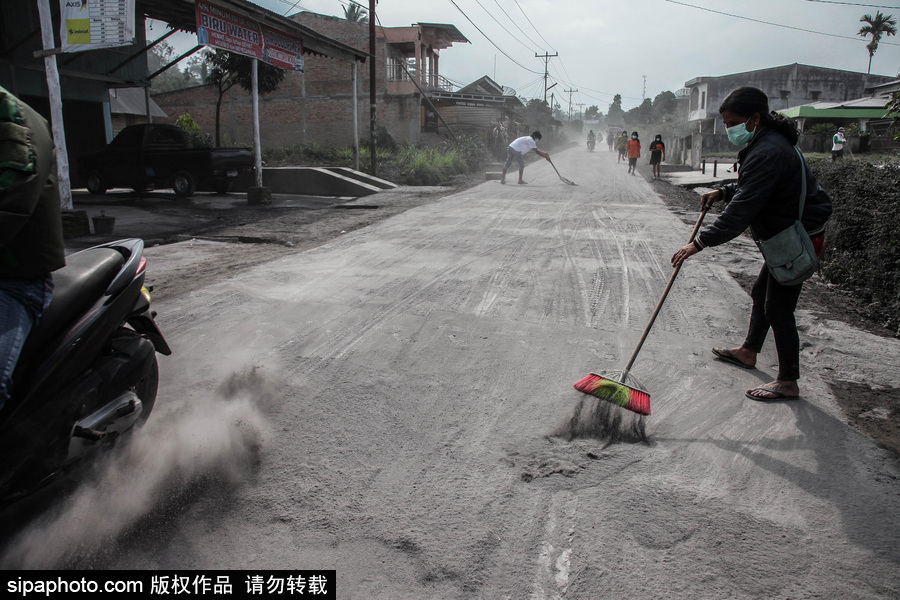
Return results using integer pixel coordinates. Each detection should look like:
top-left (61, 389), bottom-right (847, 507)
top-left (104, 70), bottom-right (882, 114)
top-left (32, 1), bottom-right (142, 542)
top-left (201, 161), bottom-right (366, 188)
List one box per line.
top-left (138, 0), bottom-right (368, 64)
top-left (780, 96), bottom-right (894, 119)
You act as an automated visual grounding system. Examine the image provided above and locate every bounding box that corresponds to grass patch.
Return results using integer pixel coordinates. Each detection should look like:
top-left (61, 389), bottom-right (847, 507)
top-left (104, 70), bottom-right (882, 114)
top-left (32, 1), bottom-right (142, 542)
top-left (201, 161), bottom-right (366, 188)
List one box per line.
top-left (261, 135), bottom-right (490, 186)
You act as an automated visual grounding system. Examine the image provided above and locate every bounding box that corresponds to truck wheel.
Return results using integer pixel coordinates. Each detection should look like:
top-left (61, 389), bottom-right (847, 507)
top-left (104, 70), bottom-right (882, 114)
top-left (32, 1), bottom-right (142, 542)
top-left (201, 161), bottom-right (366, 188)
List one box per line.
top-left (86, 172), bottom-right (108, 195)
top-left (172, 171), bottom-right (196, 197)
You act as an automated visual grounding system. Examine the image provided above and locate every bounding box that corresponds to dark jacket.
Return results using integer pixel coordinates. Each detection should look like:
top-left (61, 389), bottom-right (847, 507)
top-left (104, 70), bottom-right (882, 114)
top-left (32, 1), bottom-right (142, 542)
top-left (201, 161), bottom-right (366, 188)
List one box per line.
top-left (696, 127), bottom-right (831, 249)
top-left (0, 87), bottom-right (65, 278)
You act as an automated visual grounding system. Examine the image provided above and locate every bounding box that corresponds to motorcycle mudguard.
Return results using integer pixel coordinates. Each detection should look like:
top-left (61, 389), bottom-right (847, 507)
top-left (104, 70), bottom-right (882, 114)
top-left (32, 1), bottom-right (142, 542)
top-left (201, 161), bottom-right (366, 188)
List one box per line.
top-left (128, 310), bottom-right (172, 356)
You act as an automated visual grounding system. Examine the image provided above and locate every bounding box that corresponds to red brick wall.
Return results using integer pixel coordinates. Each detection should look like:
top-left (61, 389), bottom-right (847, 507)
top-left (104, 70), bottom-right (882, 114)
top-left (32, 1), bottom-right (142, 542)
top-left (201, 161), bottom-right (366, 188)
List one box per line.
top-left (153, 12), bottom-right (421, 150)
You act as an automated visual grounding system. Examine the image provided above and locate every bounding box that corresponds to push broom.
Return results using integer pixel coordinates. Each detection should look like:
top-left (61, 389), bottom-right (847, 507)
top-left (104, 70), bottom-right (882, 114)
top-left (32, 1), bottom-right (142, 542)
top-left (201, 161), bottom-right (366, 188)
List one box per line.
top-left (573, 207), bottom-right (709, 415)
top-left (549, 159), bottom-right (577, 186)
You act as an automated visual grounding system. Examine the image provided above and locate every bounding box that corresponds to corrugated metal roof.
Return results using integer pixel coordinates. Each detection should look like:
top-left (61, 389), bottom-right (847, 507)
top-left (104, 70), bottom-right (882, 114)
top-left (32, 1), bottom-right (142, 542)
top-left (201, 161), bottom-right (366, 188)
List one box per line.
top-left (109, 88), bottom-right (167, 117)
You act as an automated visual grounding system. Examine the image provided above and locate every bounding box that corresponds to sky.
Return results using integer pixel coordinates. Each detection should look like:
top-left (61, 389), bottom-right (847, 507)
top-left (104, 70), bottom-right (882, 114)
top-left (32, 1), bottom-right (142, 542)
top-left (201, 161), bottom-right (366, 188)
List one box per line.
top-left (154, 0), bottom-right (900, 112)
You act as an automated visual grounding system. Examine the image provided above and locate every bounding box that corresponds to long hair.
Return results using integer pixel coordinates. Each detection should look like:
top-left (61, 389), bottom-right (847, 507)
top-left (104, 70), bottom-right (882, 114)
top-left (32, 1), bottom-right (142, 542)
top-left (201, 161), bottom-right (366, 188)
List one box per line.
top-left (719, 86), bottom-right (799, 145)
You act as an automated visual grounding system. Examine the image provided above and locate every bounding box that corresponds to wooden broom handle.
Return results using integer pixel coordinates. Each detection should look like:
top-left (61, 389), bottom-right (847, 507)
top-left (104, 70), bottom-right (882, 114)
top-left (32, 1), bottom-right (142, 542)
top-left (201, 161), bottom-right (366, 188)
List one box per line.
top-left (621, 208), bottom-right (709, 377)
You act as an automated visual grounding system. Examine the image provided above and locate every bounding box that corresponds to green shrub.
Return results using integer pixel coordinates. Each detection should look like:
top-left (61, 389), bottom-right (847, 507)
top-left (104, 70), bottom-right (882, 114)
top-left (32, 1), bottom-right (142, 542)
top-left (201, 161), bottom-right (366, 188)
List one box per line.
top-left (812, 158), bottom-right (900, 333)
top-left (175, 113), bottom-right (212, 148)
top-left (261, 137), bottom-right (489, 184)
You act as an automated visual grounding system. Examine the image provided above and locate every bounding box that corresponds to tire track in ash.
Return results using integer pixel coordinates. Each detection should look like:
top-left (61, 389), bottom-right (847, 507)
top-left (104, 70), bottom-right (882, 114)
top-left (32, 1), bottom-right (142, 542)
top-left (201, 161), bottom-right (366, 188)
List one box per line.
top-left (596, 206), bottom-right (631, 328)
top-left (472, 202), bottom-right (545, 317)
top-left (554, 197), bottom-right (608, 329)
top-left (284, 207), bottom-right (556, 375)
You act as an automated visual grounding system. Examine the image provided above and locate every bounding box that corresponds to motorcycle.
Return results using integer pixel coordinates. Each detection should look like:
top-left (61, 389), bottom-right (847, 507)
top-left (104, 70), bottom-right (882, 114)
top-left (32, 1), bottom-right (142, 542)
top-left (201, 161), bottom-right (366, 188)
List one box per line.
top-left (0, 238), bottom-right (171, 507)
top-left (587, 138), bottom-right (596, 152)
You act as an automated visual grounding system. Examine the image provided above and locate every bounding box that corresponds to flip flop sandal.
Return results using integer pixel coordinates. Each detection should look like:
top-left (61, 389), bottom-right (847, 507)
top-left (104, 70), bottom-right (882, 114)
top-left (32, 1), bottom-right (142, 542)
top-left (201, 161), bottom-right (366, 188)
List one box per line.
top-left (712, 347), bottom-right (755, 369)
top-left (745, 386), bottom-right (797, 401)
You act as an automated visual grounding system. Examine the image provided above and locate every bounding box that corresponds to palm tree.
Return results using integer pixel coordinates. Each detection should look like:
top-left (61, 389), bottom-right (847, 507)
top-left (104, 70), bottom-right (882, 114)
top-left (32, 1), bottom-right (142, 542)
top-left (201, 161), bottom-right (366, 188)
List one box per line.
top-left (858, 11), bottom-right (897, 74)
top-left (343, 2), bottom-right (368, 24)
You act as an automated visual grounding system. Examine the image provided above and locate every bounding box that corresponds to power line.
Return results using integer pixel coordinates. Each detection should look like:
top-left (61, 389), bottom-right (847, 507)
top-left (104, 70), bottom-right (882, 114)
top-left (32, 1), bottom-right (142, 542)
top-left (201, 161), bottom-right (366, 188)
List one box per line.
top-left (471, 0), bottom-right (540, 54)
top-left (445, 0), bottom-right (542, 74)
top-left (490, 0), bottom-right (545, 51)
top-left (804, 0), bottom-right (900, 8)
top-left (666, 0), bottom-right (900, 45)
top-left (513, 0), bottom-right (557, 52)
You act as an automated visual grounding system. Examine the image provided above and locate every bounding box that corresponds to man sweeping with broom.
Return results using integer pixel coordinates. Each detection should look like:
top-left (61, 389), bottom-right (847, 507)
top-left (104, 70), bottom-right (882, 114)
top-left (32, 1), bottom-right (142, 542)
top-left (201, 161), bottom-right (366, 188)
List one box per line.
top-left (500, 131), bottom-right (550, 185)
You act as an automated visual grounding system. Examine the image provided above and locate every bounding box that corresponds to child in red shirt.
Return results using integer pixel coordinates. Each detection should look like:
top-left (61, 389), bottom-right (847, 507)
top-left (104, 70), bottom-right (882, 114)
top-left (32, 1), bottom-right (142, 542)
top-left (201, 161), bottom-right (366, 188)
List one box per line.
top-left (626, 131), bottom-right (641, 175)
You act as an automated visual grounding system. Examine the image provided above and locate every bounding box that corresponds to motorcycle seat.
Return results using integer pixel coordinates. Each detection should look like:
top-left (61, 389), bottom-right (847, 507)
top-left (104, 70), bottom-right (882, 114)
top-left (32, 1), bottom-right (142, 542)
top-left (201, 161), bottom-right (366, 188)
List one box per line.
top-left (20, 248), bottom-right (126, 360)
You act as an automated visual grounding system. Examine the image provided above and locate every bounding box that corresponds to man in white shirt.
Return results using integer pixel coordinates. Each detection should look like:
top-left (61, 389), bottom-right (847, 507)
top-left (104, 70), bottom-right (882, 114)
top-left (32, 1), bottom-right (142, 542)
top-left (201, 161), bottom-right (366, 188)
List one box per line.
top-left (500, 131), bottom-right (551, 185)
top-left (831, 127), bottom-right (846, 161)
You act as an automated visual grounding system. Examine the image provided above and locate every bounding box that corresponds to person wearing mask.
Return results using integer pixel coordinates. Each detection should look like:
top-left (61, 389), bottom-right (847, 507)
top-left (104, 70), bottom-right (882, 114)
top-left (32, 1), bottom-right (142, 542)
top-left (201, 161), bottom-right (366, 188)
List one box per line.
top-left (607, 131), bottom-right (614, 151)
top-left (670, 86), bottom-right (831, 401)
top-left (500, 131), bottom-right (550, 185)
top-left (587, 129), bottom-right (596, 151)
top-left (626, 131), bottom-right (641, 175)
top-left (0, 86), bottom-right (65, 410)
top-left (615, 131), bottom-right (628, 163)
top-left (648, 134), bottom-right (665, 179)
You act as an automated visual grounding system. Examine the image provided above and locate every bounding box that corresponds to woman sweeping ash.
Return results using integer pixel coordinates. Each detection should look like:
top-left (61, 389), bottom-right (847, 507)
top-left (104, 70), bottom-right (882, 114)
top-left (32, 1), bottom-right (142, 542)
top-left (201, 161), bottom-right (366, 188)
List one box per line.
top-left (670, 87), bottom-right (831, 402)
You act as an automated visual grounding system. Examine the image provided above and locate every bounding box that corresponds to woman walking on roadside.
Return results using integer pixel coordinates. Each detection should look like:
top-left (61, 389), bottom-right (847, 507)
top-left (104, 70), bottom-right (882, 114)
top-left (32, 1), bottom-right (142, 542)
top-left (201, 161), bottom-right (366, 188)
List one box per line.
top-left (670, 87), bottom-right (831, 401)
top-left (626, 131), bottom-right (641, 175)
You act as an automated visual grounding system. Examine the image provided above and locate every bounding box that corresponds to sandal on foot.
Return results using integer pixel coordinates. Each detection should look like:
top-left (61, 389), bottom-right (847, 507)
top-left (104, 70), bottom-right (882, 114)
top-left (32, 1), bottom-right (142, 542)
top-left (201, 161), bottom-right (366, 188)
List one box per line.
top-left (745, 385), bottom-right (798, 401)
top-left (712, 347), bottom-right (755, 369)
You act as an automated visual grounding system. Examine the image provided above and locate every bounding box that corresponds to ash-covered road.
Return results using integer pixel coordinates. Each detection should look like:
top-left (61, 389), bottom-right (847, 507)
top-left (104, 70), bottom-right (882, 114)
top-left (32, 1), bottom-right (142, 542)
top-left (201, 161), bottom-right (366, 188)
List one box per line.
top-left (9, 148), bottom-right (899, 598)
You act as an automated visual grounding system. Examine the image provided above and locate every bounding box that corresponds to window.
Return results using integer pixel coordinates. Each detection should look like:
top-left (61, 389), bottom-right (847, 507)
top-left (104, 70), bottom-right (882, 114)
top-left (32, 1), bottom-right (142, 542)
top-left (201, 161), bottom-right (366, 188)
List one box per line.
top-left (387, 54), bottom-right (415, 82)
top-left (780, 90), bottom-right (791, 100)
top-left (147, 127), bottom-right (184, 149)
top-left (810, 91), bottom-right (822, 101)
top-left (701, 91), bottom-right (706, 109)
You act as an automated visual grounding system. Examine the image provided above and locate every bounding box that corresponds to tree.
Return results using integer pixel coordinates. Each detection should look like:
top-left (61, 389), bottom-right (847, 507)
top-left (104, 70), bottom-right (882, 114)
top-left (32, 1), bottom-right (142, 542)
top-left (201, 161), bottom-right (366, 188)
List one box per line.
top-left (624, 98), bottom-right (653, 130)
top-left (607, 94), bottom-right (625, 126)
top-left (343, 1), bottom-right (368, 23)
top-left (584, 105), bottom-right (600, 120)
top-left (206, 49), bottom-right (286, 146)
top-left (858, 11), bottom-right (897, 74)
top-left (887, 90), bottom-right (900, 139)
top-left (651, 91), bottom-right (678, 124)
top-left (148, 41), bottom-right (203, 92)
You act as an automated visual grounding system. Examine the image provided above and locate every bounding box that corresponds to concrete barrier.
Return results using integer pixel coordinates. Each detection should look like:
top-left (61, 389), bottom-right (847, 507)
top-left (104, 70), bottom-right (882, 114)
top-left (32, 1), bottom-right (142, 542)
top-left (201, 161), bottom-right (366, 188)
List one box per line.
top-left (234, 167), bottom-right (391, 197)
top-left (322, 167), bottom-right (398, 190)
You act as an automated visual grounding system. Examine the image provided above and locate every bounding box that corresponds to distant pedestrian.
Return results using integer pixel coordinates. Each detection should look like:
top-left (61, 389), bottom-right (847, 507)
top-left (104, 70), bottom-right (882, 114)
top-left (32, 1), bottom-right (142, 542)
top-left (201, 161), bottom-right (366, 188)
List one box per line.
top-left (831, 127), bottom-right (846, 161)
top-left (626, 131), bottom-right (641, 175)
top-left (500, 131), bottom-right (550, 185)
top-left (607, 132), bottom-right (614, 151)
top-left (615, 131), bottom-right (628, 163)
top-left (648, 134), bottom-right (665, 179)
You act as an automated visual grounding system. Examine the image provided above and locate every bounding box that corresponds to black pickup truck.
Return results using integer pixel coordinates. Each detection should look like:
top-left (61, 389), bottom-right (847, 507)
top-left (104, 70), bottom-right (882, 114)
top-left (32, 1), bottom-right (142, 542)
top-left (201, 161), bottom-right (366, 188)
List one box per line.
top-left (79, 124), bottom-right (254, 196)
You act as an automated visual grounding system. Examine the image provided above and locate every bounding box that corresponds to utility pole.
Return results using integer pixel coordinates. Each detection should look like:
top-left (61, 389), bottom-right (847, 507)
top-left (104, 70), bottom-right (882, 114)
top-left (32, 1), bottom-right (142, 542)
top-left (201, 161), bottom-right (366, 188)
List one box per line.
top-left (369, 0), bottom-right (377, 175)
top-left (535, 52), bottom-right (558, 103)
top-left (564, 88), bottom-right (577, 121)
top-left (642, 75), bottom-right (647, 100)
top-left (576, 103), bottom-right (585, 121)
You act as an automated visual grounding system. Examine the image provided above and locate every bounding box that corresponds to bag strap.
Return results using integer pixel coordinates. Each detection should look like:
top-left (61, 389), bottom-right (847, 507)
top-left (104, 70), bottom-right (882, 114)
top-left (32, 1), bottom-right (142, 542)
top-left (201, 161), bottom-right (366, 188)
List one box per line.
top-left (794, 146), bottom-right (807, 221)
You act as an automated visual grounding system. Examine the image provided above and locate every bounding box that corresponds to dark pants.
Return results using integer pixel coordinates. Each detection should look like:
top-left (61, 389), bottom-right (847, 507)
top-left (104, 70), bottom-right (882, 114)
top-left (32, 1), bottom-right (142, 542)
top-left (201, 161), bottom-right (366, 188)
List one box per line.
top-left (741, 264), bottom-right (803, 381)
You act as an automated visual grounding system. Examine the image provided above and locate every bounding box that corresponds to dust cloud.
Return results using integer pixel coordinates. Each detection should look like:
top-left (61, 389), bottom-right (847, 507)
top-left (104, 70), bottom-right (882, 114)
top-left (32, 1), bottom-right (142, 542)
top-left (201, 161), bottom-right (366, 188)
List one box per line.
top-left (555, 396), bottom-right (648, 445)
top-left (0, 365), bottom-right (274, 569)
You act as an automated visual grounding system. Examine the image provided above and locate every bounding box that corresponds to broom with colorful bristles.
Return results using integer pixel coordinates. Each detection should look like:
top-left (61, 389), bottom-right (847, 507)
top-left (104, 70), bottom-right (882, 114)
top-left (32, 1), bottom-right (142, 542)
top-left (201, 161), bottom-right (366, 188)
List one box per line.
top-left (574, 208), bottom-right (709, 416)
